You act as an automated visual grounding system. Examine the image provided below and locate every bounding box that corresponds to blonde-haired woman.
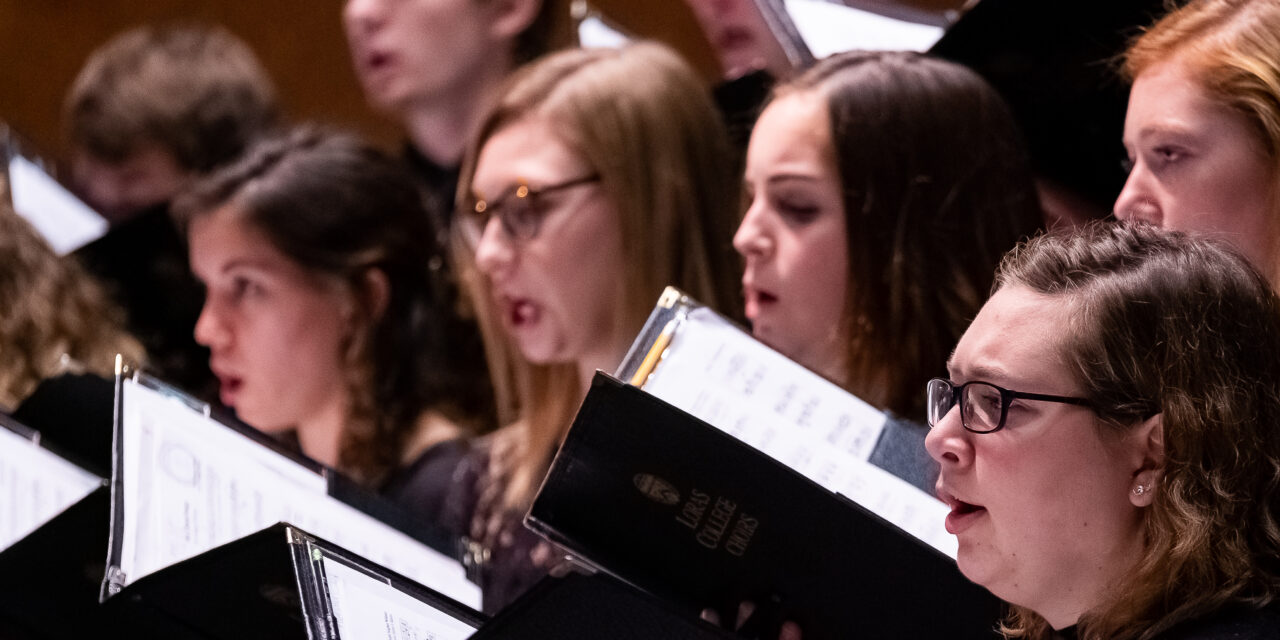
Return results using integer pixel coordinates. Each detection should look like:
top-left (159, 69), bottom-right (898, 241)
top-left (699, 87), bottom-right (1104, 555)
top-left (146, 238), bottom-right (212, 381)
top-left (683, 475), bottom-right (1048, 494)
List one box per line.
top-left (0, 203), bottom-right (143, 411)
top-left (444, 42), bottom-right (741, 613)
top-left (1115, 0), bottom-right (1280, 288)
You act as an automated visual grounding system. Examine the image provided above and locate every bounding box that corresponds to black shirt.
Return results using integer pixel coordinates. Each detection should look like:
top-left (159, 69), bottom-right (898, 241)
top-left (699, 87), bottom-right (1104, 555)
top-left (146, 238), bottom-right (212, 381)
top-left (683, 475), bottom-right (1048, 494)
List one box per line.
top-left (72, 204), bottom-right (215, 400)
top-left (401, 144), bottom-right (495, 432)
top-left (1054, 603), bottom-right (1280, 639)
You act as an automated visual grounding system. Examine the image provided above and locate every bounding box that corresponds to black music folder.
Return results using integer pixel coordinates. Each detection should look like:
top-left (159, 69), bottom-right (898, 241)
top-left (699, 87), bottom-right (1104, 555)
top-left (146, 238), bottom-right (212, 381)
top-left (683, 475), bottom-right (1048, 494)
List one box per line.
top-left (103, 523), bottom-right (484, 640)
top-left (471, 572), bottom-right (737, 639)
top-left (526, 373), bottom-right (1003, 639)
top-left (0, 413), bottom-right (109, 640)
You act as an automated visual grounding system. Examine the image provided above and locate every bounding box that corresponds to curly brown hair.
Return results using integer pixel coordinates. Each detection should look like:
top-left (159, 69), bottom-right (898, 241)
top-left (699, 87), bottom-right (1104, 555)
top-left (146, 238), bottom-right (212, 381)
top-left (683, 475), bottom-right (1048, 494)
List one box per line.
top-left (0, 203), bottom-right (144, 409)
top-left (996, 222), bottom-right (1280, 639)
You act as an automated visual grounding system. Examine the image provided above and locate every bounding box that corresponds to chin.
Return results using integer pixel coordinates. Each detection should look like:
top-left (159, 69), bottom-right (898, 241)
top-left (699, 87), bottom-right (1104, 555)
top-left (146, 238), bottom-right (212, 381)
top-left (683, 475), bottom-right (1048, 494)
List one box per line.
top-left (955, 547), bottom-right (1005, 598)
top-left (515, 342), bottom-right (567, 367)
top-left (235, 407), bottom-right (284, 434)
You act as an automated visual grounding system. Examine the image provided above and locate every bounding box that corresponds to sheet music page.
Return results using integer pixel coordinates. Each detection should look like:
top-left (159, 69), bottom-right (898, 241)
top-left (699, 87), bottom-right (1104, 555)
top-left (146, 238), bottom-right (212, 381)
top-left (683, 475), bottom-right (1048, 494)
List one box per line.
top-left (119, 379), bottom-right (481, 608)
top-left (639, 307), bottom-right (956, 558)
top-left (323, 557), bottom-right (477, 640)
top-left (829, 459), bottom-right (955, 557)
top-left (642, 308), bottom-right (887, 463)
top-left (0, 427), bottom-right (102, 551)
top-left (785, 0), bottom-right (945, 57)
top-left (305, 499), bottom-right (480, 608)
top-left (8, 156), bottom-right (107, 255)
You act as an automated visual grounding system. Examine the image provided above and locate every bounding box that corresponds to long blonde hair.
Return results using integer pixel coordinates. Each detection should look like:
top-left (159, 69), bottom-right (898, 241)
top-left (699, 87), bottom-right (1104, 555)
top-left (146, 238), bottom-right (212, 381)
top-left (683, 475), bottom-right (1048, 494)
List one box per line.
top-left (455, 42), bottom-right (741, 510)
top-left (0, 203), bottom-right (144, 409)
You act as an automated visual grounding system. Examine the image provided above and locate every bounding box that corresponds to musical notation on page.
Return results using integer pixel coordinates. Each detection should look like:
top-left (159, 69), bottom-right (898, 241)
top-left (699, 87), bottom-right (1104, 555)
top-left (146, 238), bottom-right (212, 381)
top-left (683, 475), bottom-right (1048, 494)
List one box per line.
top-left (323, 556), bottom-right (479, 640)
top-left (622, 292), bottom-right (954, 557)
top-left (0, 424), bottom-right (102, 551)
top-left (114, 378), bottom-right (480, 607)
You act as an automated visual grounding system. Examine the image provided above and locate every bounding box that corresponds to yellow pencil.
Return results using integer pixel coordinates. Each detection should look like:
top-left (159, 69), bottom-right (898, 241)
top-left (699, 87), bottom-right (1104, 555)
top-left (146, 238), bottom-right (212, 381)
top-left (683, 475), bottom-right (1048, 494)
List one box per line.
top-left (629, 316), bottom-right (681, 387)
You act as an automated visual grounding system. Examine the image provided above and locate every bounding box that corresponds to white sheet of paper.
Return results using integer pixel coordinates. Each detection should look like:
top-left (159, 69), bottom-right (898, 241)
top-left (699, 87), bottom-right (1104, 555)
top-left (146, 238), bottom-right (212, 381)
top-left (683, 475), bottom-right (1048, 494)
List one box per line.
top-left (642, 308), bottom-right (887, 462)
top-left (638, 307), bottom-right (955, 557)
top-left (8, 156), bottom-right (107, 255)
top-left (324, 557), bottom-right (478, 640)
top-left (786, 0), bottom-right (946, 57)
top-left (0, 426), bottom-right (102, 551)
top-left (119, 379), bottom-right (481, 608)
top-left (578, 14), bottom-right (629, 48)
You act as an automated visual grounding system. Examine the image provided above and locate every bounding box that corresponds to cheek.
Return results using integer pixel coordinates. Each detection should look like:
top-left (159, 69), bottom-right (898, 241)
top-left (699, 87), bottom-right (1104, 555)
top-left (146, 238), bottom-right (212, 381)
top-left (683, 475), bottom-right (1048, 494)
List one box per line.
top-left (1168, 150), bottom-right (1273, 222)
top-left (566, 233), bottom-right (625, 322)
top-left (1164, 174), bottom-right (1275, 269)
top-left (789, 231), bottom-right (849, 317)
top-left (982, 436), bottom-right (1133, 547)
top-left (257, 303), bottom-right (349, 380)
top-left (545, 216), bottom-right (627, 342)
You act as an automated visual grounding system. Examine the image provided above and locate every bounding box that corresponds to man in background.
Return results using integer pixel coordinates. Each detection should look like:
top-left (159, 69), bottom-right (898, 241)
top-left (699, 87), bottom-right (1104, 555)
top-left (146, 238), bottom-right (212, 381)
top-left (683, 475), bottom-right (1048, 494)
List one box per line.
top-left (64, 24), bottom-right (281, 398)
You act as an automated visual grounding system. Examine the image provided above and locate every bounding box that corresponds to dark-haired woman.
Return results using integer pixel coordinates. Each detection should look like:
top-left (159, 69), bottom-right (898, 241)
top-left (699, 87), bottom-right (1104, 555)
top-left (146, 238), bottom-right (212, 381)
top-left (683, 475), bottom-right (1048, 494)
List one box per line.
top-left (177, 127), bottom-right (491, 517)
top-left (733, 50), bottom-right (1043, 488)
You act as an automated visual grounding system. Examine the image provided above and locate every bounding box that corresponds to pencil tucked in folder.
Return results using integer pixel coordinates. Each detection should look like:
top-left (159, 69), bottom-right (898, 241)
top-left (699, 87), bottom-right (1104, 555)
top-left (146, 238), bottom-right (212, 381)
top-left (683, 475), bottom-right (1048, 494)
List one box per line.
top-left (527, 374), bottom-right (1002, 639)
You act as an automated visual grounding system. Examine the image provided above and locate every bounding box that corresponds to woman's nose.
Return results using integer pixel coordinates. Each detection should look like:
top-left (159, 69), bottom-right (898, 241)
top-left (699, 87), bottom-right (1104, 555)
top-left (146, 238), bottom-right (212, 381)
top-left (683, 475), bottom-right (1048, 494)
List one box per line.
top-left (1113, 164), bottom-right (1162, 226)
top-left (733, 199), bottom-right (775, 259)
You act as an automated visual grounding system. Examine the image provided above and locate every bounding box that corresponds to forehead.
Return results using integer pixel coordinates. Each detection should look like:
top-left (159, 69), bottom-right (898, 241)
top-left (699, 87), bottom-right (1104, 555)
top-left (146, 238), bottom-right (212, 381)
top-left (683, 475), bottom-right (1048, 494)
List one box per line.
top-left (189, 205), bottom-right (285, 269)
top-left (747, 93), bottom-right (835, 172)
top-left (1124, 59), bottom-right (1255, 144)
top-left (472, 118), bottom-right (589, 193)
top-left (950, 286), bottom-right (1073, 390)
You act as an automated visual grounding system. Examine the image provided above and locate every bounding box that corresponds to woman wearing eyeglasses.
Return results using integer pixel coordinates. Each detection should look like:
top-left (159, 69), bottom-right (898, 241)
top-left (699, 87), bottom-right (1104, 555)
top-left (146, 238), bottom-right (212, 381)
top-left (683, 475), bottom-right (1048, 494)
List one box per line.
top-left (925, 222), bottom-right (1280, 639)
top-left (443, 43), bottom-right (741, 613)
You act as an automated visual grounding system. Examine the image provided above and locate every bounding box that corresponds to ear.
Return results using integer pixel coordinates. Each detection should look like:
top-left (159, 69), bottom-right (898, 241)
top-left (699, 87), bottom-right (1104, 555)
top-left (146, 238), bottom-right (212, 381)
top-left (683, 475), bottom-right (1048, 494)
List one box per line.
top-left (357, 267), bottom-right (391, 325)
top-left (1128, 413), bottom-right (1165, 508)
top-left (486, 0), bottom-right (542, 43)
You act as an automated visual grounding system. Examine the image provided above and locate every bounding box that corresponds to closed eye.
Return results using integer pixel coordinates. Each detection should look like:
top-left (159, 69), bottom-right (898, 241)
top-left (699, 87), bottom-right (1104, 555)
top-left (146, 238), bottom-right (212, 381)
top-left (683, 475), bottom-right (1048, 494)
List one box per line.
top-left (1146, 145), bottom-right (1188, 171)
top-left (229, 274), bottom-right (263, 302)
top-left (774, 196), bottom-right (821, 225)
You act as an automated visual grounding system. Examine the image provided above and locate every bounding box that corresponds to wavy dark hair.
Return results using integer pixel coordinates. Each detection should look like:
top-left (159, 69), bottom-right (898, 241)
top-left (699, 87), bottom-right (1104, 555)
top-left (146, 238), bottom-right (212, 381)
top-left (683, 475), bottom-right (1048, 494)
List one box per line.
top-left (777, 50), bottom-right (1044, 419)
top-left (174, 126), bottom-right (490, 484)
top-left (996, 222), bottom-right (1280, 639)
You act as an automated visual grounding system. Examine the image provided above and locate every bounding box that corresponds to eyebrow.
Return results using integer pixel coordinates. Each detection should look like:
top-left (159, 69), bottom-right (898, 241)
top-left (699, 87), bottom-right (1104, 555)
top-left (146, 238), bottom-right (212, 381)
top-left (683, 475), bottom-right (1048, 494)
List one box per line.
top-left (1126, 122), bottom-right (1200, 146)
top-left (765, 173), bottom-right (822, 185)
top-left (220, 256), bottom-right (284, 276)
top-left (945, 359), bottom-right (1013, 384)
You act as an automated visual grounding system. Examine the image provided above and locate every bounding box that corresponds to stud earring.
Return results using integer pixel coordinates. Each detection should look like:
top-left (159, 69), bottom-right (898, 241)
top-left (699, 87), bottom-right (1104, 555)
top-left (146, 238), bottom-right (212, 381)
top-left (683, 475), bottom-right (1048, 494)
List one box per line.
top-left (1132, 484), bottom-right (1147, 496)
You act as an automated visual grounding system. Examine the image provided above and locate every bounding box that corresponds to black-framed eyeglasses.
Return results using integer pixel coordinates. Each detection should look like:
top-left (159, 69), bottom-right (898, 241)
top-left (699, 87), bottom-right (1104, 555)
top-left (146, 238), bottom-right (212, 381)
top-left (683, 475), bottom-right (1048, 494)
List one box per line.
top-left (460, 173), bottom-right (600, 247)
top-left (926, 377), bottom-right (1093, 434)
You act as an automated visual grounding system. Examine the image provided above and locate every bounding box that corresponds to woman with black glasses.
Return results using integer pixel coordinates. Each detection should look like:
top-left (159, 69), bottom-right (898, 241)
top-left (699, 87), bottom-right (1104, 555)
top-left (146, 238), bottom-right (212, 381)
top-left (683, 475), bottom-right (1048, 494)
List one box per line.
top-left (925, 222), bottom-right (1280, 639)
top-left (442, 42), bottom-right (742, 614)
